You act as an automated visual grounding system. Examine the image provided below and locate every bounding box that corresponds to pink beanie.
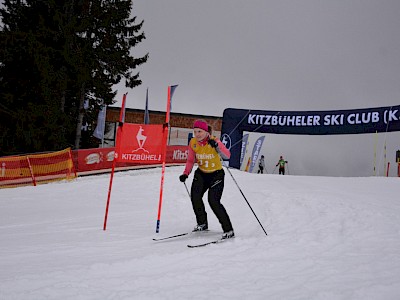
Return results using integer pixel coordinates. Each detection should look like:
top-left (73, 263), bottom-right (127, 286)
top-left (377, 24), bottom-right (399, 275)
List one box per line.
top-left (193, 120), bottom-right (208, 131)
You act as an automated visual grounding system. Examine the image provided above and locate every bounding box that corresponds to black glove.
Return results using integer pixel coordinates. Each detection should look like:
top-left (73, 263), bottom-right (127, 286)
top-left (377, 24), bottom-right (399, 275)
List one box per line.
top-left (208, 139), bottom-right (218, 148)
top-left (179, 174), bottom-right (188, 182)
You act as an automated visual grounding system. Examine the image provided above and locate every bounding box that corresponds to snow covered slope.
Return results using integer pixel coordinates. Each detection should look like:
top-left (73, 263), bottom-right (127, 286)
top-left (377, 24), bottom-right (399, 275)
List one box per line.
top-left (1, 166), bottom-right (400, 299)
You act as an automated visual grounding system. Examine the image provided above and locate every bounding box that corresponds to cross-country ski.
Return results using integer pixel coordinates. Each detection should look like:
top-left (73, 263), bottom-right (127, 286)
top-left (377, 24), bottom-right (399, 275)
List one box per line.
top-left (187, 237), bottom-right (235, 248)
top-left (152, 232), bottom-right (189, 241)
top-left (153, 230), bottom-right (212, 242)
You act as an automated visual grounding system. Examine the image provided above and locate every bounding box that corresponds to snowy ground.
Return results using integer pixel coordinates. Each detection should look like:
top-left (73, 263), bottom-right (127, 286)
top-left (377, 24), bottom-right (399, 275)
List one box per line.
top-left (1, 166), bottom-right (400, 299)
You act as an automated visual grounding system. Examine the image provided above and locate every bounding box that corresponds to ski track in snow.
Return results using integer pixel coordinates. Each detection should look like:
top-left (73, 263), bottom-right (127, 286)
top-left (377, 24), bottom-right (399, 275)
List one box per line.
top-left (1, 166), bottom-right (400, 299)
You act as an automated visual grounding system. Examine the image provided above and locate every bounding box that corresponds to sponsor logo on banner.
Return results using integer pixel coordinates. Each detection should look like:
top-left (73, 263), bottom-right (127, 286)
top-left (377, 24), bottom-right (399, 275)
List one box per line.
top-left (116, 124), bottom-right (164, 164)
top-left (240, 134), bottom-right (249, 168)
top-left (135, 126), bottom-right (147, 150)
top-left (106, 151), bottom-right (114, 162)
top-left (221, 133), bottom-right (231, 149)
top-left (173, 149), bottom-right (188, 160)
top-left (85, 153), bottom-right (102, 165)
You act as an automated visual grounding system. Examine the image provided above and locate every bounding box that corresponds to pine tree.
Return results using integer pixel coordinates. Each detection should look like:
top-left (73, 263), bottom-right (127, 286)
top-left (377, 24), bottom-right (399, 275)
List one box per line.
top-left (0, 0), bottom-right (148, 155)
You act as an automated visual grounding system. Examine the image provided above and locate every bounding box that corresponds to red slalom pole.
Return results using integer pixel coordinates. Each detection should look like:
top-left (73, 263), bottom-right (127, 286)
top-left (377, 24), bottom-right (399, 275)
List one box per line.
top-left (103, 93), bottom-right (127, 230)
top-left (155, 86), bottom-right (177, 233)
top-left (156, 126), bottom-right (168, 233)
top-left (103, 159), bottom-right (116, 230)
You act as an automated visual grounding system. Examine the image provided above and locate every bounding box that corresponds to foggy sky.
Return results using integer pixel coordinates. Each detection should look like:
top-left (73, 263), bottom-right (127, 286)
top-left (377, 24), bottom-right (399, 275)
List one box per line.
top-left (1, 1), bottom-right (399, 176)
top-left (118, 0), bottom-right (400, 177)
top-left (125, 0), bottom-right (400, 115)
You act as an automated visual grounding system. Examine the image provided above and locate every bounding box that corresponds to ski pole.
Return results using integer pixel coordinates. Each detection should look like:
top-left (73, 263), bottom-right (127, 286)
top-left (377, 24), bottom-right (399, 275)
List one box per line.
top-left (224, 165), bottom-right (268, 236)
top-left (183, 181), bottom-right (191, 198)
top-left (273, 166), bottom-right (277, 174)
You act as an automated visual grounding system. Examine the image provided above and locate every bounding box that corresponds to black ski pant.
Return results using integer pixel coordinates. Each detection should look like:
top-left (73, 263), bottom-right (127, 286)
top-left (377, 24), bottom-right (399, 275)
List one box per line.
top-left (279, 167), bottom-right (285, 175)
top-left (190, 168), bottom-right (233, 233)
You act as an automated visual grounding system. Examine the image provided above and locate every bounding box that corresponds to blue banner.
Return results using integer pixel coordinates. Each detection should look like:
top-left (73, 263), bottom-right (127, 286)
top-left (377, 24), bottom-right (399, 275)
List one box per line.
top-left (221, 105), bottom-right (400, 169)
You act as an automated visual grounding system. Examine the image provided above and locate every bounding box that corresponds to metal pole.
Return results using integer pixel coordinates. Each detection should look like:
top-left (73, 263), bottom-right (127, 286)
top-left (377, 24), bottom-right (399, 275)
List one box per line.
top-left (184, 181), bottom-right (191, 198)
top-left (224, 165), bottom-right (268, 236)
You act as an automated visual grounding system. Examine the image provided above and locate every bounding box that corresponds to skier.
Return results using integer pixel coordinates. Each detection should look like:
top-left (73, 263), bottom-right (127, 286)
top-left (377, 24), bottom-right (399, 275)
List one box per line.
top-left (257, 155), bottom-right (265, 174)
top-left (179, 119), bottom-right (235, 239)
top-left (276, 155), bottom-right (288, 175)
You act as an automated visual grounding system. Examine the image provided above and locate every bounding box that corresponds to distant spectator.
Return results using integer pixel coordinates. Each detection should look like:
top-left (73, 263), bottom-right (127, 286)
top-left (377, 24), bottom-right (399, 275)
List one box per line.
top-left (257, 155), bottom-right (265, 174)
top-left (276, 155), bottom-right (288, 175)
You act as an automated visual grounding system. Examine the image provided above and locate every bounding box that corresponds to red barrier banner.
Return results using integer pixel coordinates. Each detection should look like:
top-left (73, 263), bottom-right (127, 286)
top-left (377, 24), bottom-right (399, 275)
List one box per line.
top-left (0, 148), bottom-right (76, 188)
top-left (74, 145), bottom-right (188, 173)
top-left (1, 145), bottom-right (188, 186)
top-left (115, 124), bottom-right (165, 164)
top-left (75, 148), bottom-right (116, 172)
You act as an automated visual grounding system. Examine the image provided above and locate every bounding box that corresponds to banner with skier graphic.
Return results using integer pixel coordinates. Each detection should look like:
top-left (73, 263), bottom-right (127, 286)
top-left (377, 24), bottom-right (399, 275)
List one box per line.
top-left (115, 124), bottom-right (165, 164)
top-left (104, 88), bottom-right (176, 231)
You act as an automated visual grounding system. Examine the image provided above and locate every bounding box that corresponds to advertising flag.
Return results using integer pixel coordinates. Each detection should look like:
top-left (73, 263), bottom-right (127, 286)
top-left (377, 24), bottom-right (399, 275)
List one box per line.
top-left (249, 136), bottom-right (265, 173)
top-left (93, 105), bottom-right (107, 140)
top-left (120, 94), bottom-right (127, 123)
top-left (167, 85), bottom-right (178, 122)
top-left (170, 85), bottom-right (178, 103)
top-left (144, 88), bottom-right (150, 124)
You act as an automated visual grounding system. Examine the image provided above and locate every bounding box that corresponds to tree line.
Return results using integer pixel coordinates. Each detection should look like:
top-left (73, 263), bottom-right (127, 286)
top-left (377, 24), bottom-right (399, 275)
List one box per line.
top-left (0, 0), bottom-right (148, 156)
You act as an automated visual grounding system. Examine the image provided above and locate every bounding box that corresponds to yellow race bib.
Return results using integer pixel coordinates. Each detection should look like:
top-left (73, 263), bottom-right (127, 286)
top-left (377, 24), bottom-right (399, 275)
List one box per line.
top-left (190, 138), bottom-right (222, 173)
